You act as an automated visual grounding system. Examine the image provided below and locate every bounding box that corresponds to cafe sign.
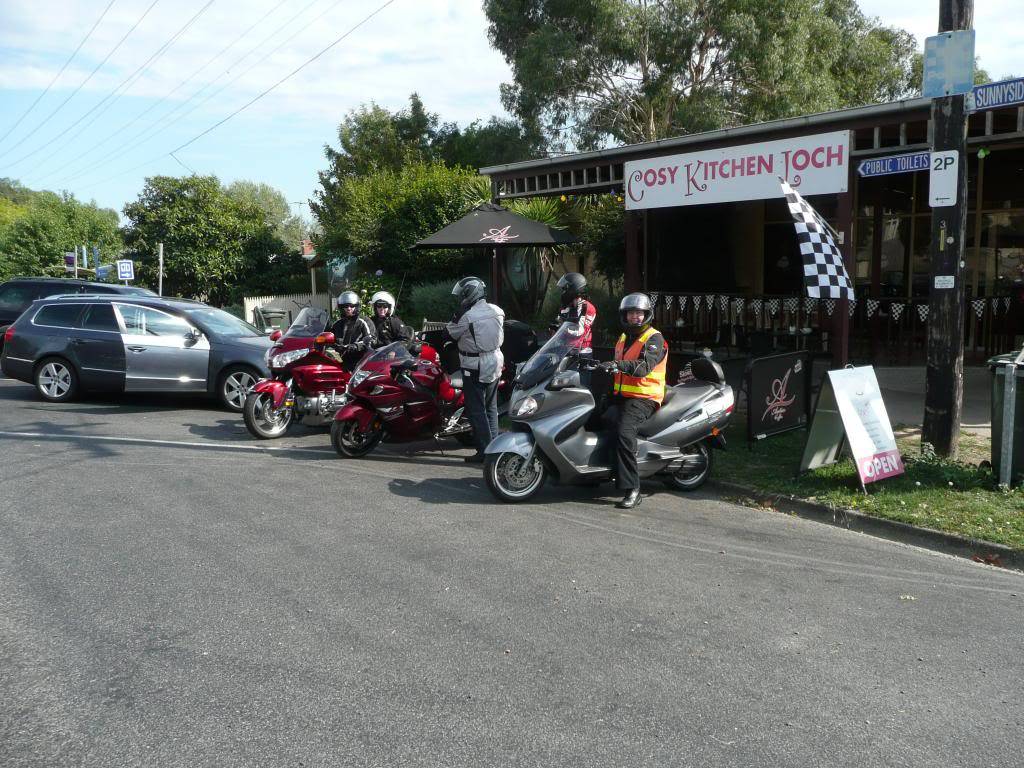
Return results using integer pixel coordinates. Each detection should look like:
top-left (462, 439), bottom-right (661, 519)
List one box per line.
top-left (624, 130), bottom-right (850, 210)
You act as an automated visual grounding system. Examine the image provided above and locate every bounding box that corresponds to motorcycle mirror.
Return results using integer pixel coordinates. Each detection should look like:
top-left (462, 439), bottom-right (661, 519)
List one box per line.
top-left (316, 331), bottom-right (336, 345)
top-left (268, 329), bottom-right (282, 341)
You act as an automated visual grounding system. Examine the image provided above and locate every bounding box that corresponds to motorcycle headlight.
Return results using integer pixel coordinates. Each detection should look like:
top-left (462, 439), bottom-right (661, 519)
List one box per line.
top-left (513, 395), bottom-right (541, 417)
top-left (270, 348), bottom-right (308, 369)
top-left (349, 370), bottom-right (370, 390)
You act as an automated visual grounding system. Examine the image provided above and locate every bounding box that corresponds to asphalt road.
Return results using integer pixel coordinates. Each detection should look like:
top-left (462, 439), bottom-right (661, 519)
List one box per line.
top-left (0, 377), bottom-right (1021, 768)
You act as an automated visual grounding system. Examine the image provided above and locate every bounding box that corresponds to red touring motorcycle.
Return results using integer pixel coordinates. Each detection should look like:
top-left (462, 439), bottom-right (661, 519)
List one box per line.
top-left (330, 340), bottom-right (473, 457)
top-left (243, 307), bottom-right (350, 439)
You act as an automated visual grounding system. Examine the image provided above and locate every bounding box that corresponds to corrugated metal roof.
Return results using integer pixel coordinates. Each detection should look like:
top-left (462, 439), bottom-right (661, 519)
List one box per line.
top-left (480, 98), bottom-right (931, 176)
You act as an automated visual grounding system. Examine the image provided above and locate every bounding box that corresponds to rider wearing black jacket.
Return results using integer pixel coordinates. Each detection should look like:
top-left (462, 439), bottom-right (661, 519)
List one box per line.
top-left (369, 291), bottom-right (411, 347)
top-left (329, 290), bottom-right (375, 367)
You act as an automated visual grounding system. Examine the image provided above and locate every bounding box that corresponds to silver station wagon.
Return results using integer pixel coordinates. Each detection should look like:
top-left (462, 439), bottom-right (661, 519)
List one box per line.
top-left (1, 294), bottom-right (272, 411)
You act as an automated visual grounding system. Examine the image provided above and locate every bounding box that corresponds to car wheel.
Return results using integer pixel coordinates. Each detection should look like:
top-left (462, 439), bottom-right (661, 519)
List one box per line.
top-left (219, 365), bottom-right (259, 412)
top-left (34, 357), bottom-right (78, 403)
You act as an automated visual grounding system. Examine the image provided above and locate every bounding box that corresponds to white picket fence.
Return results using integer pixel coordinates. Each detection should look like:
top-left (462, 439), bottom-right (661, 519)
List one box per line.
top-left (243, 292), bottom-right (331, 328)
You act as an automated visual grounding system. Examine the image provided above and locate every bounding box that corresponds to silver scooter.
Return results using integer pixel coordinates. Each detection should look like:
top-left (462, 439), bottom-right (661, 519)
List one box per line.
top-left (483, 323), bottom-right (735, 503)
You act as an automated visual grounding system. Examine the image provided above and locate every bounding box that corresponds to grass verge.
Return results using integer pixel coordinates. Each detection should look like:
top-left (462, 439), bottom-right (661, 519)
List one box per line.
top-left (715, 423), bottom-right (1024, 550)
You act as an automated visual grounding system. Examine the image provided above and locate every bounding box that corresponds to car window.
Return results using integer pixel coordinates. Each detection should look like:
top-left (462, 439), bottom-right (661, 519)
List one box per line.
top-left (81, 303), bottom-right (120, 332)
top-left (185, 306), bottom-right (262, 337)
top-left (0, 283), bottom-right (40, 313)
top-left (115, 304), bottom-right (191, 336)
top-left (34, 303), bottom-right (85, 328)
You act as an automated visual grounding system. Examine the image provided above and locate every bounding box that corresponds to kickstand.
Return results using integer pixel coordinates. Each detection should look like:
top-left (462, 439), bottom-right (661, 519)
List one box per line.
top-left (433, 434), bottom-right (447, 457)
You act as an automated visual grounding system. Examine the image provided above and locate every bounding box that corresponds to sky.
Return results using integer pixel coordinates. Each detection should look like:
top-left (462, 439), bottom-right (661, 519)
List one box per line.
top-left (0, 0), bottom-right (1019, 224)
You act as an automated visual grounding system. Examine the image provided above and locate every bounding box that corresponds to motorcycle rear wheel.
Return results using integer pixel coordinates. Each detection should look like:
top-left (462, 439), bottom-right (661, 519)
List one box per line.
top-left (485, 452), bottom-right (546, 503)
top-left (331, 418), bottom-right (383, 458)
top-left (663, 440), bottom-right (712, 491)
top-left (243, 392), bottom-right (292, 439)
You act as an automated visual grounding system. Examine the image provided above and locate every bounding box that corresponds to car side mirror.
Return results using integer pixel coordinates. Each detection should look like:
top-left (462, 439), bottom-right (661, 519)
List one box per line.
top-left (184, 328), bottom-right (202, 345)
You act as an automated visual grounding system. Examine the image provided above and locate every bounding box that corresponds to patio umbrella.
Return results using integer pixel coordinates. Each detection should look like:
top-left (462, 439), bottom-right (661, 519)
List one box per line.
top-left (413, 202), bottom-right (578, 249)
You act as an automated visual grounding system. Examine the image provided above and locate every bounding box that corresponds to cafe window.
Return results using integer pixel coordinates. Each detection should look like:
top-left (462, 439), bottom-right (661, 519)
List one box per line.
top-left (981, 212), bottom-right (1024, 293)
top-left (980, 151), bottom-right (1024, 210)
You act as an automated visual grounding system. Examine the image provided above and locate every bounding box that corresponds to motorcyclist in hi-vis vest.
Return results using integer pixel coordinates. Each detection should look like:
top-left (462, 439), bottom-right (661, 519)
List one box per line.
top-left (598, 292), bottom-right (667, 510)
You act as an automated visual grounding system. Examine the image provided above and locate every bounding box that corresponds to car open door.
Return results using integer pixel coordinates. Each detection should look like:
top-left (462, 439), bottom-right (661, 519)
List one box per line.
top-left (113, 303), bottom-right (209, 392)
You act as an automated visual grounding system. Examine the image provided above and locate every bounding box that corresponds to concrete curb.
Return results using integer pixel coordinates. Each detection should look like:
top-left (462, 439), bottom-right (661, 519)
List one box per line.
top-left (708, 479), bottom-right (1024, 573)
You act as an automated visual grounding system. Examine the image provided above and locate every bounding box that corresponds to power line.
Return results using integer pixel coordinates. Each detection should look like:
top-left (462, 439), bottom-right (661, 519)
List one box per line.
top-left (29, 0), bottom-right (288, 186)
top-left (52, 0), bottom-right (324, 188)
top-left (1, 0), bottom-right (216, 173)
top-left (0, 0), bottom-right (118, 147)
top-left (56, 0), bottom-right (333, 188)
top-left (0, 0), bottom-right (160, 161)
top-left (76, 0), bottom-right (399, 193)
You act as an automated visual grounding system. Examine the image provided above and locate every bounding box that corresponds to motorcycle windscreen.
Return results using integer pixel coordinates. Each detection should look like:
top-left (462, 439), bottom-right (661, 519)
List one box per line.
top-left (114, 303), bottom-right (210, 392)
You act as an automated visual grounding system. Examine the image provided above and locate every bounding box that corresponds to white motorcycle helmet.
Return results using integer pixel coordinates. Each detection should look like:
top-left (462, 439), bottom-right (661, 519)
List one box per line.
top-left (370, 290), bottom-right (396, 316)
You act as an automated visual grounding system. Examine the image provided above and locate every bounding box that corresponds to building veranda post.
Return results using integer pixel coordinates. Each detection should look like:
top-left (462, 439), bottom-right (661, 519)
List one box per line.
top-left (480, 97), bottom-right (1023, 368)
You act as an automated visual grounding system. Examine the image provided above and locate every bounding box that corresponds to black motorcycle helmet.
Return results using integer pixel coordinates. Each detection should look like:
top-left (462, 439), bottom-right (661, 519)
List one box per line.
top-left (337, 290), bottom-right (360, 316)
top-left (619, 292), bottom-right (654, 333)
top-left (452, 276), bottom-right (486, 312)
top-left (557, 272), bottom-right (587, 308)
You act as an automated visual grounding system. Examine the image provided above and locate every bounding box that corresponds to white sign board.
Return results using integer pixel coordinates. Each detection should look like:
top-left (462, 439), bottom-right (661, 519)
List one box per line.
top-left (929, 150), bottom-right (959, 207)
top-left (624, 131), bottom-right (850, 210)
top-left (922, 30), bottom-right (976, 98)
top-left (116, 259), bottom-right (135, 281)
top-left (800, 366), bottom-right (904, 488)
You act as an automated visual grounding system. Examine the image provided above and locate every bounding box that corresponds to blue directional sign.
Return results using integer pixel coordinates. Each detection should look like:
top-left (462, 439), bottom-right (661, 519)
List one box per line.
top-left (116, 259), bottom-right (135, 281)
top-left (97, 265), bottom-right (113, 280)
top-left (922, 30), bottom-right (975, 98)
top-left (857, 151), bottom-right (931, 178)
top-left (967, 77), bottom-right (1024, 112)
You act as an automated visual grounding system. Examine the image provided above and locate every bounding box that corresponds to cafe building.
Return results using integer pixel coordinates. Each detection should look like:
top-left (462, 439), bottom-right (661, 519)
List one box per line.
top-left (480, 96), bottom-right (1023, 366)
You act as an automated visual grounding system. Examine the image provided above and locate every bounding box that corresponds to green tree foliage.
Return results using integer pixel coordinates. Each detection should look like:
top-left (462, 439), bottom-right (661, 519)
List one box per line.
top-left (320, 162), bottom-right (483, 280)
top-left (433, 117), bottom-right (545, 169)
top-left (122, 175), bottom-right (307, 305)
top-left (0, 184), bottom-right (122, 282)
top-left (484, 0), bottom-right (919, 149)
top-left (224, 180), bottom-right (308, 250)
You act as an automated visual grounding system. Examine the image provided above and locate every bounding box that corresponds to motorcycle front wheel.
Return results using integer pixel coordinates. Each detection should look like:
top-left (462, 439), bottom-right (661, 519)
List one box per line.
top-left (663, 440), bottom-right (713, 491)
top-left (485, 452), bottom-right (546, 503)
top-left (243, 392), bottom-right (293, 439)
top-left (331, 418), bottom-right (383, 458)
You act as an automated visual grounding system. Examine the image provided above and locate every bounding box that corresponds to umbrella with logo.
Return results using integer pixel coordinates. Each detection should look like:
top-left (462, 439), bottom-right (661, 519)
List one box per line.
top-left (414, 202), bottom-right (578, 250)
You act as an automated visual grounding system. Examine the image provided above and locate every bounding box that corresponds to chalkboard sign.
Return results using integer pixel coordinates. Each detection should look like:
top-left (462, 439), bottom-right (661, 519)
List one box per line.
top-left (747, 351), bottom-right (810, 442)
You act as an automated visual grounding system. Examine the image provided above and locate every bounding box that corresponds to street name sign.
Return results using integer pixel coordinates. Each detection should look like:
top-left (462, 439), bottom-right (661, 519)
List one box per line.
top-left (857, 151), bottom-right (930, 178)
top-left (967, 76), bottom-right (1024, 112)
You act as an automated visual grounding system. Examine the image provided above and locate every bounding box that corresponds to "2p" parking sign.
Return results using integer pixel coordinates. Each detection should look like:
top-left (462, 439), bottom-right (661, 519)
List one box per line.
top-left (116, 259), bottom-right (135, 281)
top-left (929, 151), bottom-right (959, 207)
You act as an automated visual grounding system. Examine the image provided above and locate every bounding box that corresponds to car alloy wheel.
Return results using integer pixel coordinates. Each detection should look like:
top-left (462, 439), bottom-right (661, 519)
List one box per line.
top-left (221, 367), bottom-right (257, 411)
top-left (37, 361), bottom-right (74, 401)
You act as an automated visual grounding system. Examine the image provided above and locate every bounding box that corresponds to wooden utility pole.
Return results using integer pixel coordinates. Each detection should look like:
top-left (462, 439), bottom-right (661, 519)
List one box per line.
top-left (923, 0), bottom-right (973, 458)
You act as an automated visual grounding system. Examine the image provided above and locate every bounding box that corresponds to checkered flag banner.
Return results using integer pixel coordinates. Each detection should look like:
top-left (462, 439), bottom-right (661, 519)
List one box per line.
top-left (767, 298), bottom-right (780, 316)
top-left (972, 298), bottom-right (985, 319)
top-left (866, 298), bottom-right (880, 318)
top-left (784, 297), bottom-right (799, 313)
top-left (1005, 297), bottom-right (1012, 311)
top-left (677, 295), bottom-right (686, 311)
top-left (751, 298), bottom-right (763, 316)
top-left (732, 297), bottom-right (745, 314)
top-left (824, 298), bottom-right (836, 316)
top-left (780, 178), bottom-right (853, 300)
top-left (719, 295), bottom-right (730, 313)
top-left (991, 297), bottom-right (1002, 313)
top-left (803, 296), bottom-right (817, 312)
top-left (917, 303), bottom-right (929, 322)
top-left (704, 295), bottom-right (715, 311)
top-left (650, 292), bottom-right (659, 305)
top-left (891, 302), bottom-right (906, 321)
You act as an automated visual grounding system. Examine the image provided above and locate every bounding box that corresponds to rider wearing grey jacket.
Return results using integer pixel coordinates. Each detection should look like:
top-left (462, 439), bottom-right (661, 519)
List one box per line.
top-left (446, 277), bottom-right (504, 462)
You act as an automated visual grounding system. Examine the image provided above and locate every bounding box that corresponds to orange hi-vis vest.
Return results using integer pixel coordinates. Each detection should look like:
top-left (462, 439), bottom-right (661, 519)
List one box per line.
top-left (613, 327), bottom-right (667, 403)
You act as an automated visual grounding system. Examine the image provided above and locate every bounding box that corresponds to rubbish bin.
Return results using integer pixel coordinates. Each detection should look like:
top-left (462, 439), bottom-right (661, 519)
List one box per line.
top-left (989, 348), bottom-right (1024, 487)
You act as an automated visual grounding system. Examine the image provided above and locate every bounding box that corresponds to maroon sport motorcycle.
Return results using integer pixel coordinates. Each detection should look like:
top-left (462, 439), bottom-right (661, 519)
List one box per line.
top-left (330, 340), bottom-right (472, 457)
top-left (243, 307), bottom-right (351, 439)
